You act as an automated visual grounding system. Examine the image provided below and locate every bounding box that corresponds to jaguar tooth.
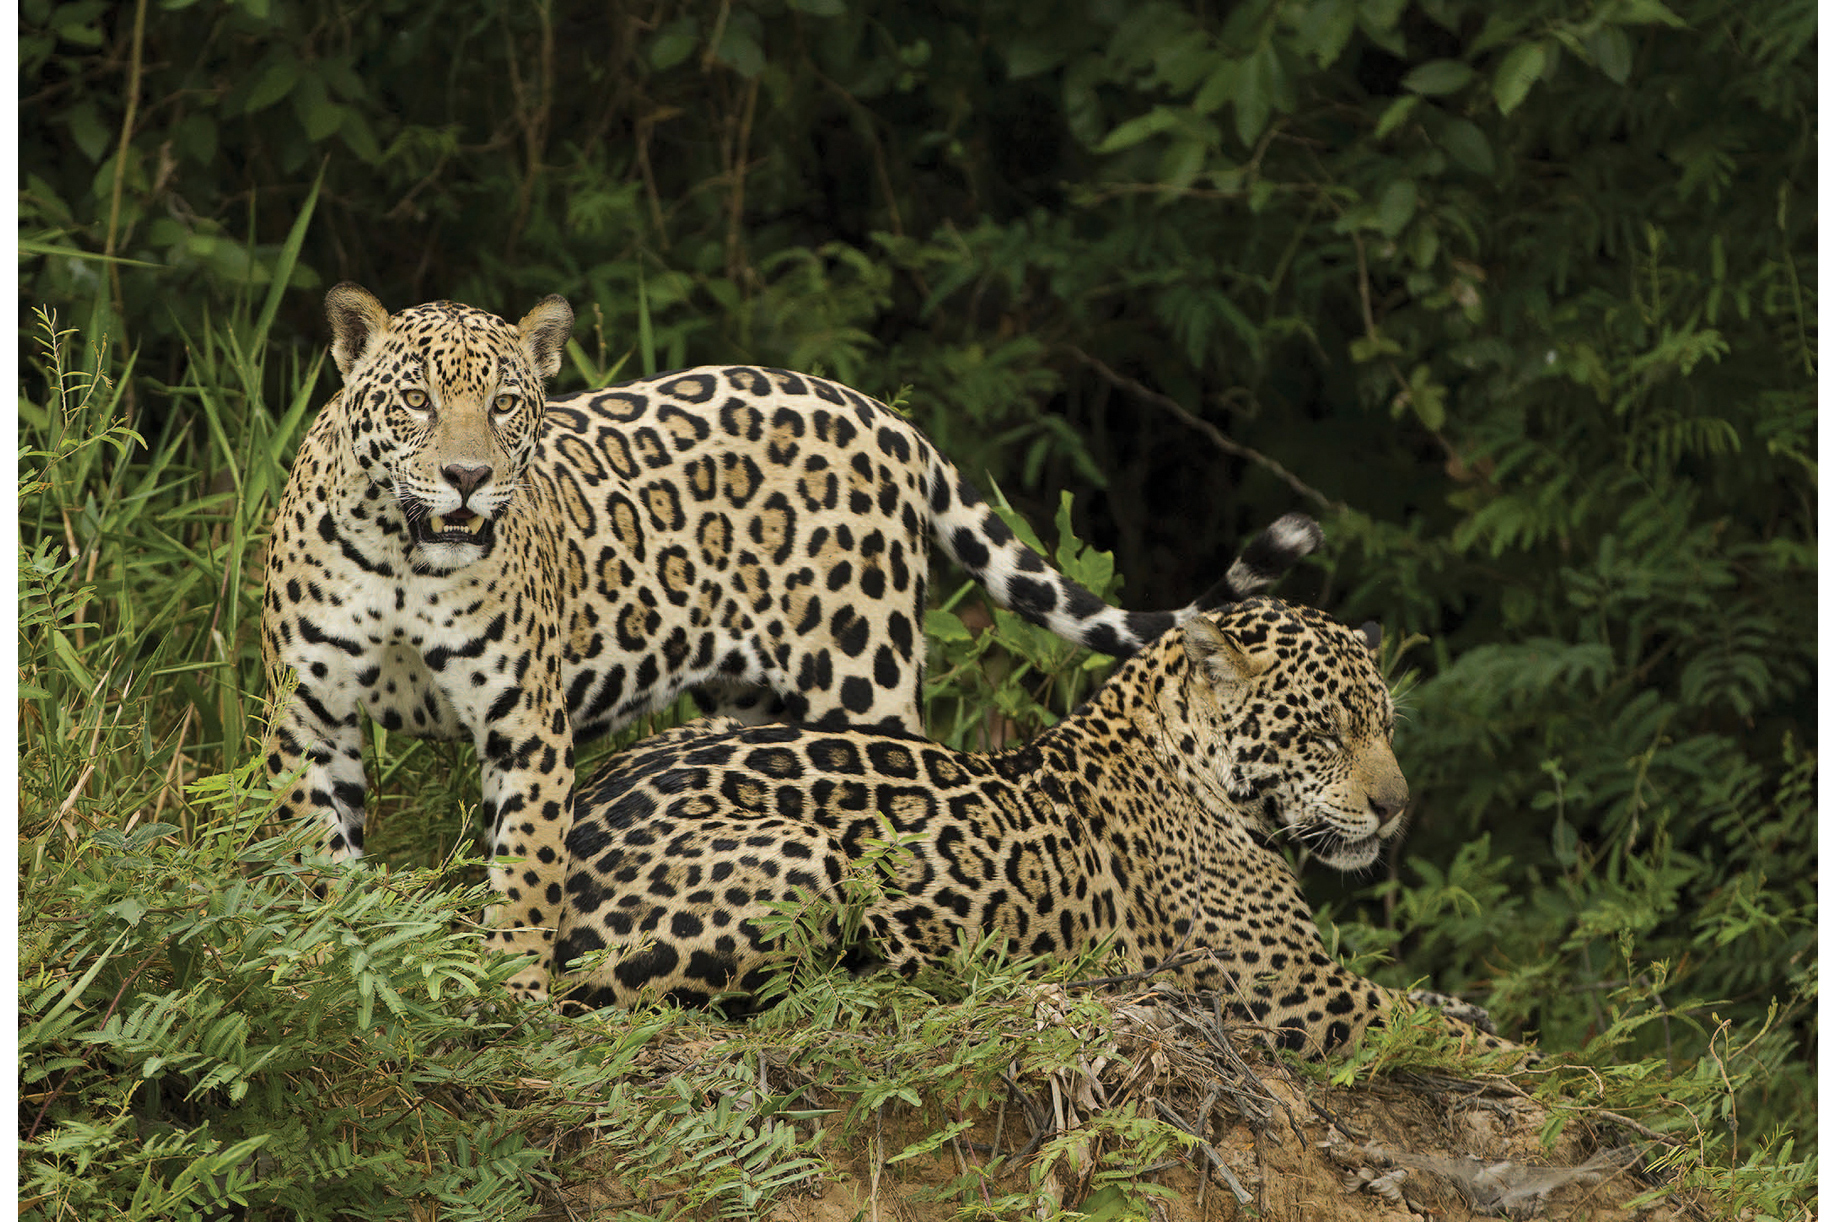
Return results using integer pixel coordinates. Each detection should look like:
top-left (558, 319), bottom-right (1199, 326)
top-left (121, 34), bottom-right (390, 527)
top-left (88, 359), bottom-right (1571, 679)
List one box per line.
top-left (462, 516), bottom-right (487, 534)
top-left (430, 514), bottom-right (449, 532)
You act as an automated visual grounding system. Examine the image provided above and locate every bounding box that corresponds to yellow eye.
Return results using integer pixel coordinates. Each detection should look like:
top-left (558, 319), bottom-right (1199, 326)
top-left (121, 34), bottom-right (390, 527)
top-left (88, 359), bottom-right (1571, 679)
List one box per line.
top-left (402, 389), bottom-right (430, 410)
top-left (492, 394), bottom-right (519, 415)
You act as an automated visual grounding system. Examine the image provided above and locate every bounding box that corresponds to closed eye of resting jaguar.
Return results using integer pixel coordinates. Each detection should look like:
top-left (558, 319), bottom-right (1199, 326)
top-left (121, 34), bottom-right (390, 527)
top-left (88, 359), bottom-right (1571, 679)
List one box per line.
top-left (557, 594), bottom-right (1524, 1058)
top-left (259, 284), bottom-right (1323, 999)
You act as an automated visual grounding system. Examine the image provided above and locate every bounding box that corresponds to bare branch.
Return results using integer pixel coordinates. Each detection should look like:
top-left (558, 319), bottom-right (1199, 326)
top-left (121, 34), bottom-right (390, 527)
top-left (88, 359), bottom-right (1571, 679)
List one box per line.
top-left (1063, 345), bottom-right (1344, 513)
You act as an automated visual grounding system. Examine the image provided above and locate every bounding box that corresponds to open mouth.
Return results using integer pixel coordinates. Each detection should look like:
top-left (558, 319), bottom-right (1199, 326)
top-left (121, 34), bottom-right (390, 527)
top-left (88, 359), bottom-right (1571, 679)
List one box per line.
top-left (407, 507), bottom-right (495, 548)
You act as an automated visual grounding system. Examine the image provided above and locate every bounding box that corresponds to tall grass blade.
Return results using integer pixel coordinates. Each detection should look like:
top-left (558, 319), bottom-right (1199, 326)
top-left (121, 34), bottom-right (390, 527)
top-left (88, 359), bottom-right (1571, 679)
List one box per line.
top-left (636, 264), bottom-right (656, 378)
top-left (252, 162), bottom-right (325, 347)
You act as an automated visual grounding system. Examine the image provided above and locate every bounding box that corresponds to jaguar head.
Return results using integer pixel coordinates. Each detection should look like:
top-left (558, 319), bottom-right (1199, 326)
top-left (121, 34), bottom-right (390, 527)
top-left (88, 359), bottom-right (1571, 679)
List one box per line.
top-left (324, 283), bottom-right (574, 573)
top-left (1179, 598), bottom-right (1408, 872)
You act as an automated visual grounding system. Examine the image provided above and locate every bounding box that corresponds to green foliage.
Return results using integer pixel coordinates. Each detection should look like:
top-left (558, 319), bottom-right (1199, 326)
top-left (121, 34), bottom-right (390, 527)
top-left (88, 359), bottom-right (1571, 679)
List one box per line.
top-left (925, 490), bottom-right (1130, 751)
top-left (18, 0), bottom-right (1814, 1208)
top-left (746, 814), bottom-right (927, 1008)
top-left (19, 766), bottom-right (646, 1220)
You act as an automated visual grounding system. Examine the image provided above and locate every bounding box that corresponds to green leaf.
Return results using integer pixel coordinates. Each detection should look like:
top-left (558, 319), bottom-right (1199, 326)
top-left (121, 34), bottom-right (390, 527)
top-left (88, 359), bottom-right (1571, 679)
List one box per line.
top-left (1154, 30), bottom-right (1216, 93)
top-left (1349, 334), bottom-right (1403, 362)
top-left (1095, 106), bottom-right (1181, 154)
top-left (1358, 0), bottom-right (1409, 54)
top-left (63, 100), bottom-right (111, 163)
top-left (786, 0), bottom-right (843, 13)
top-left (1376, 178), bottom-right (1418, 237)
top-left (714, 21), bottom-right (765, 77)
top-left (172, 114), bottom-right (218, 165)
top-left (1438, 117), bottom-right (1495, 174)
top-left (1005, 37), bottom-right (1068, 79)
top-left (1402, 364), bottom-right (1447, 429)
top-left (51, 4), bottom-right (106, 46)
top-left (1402, 58), bottom-right (1475, 96)
top-left (107, 898), bottom-right (148, 926)
top-left (1374, 93), bottom-right (1419, 139)
top-left (243, 58), bottom-right (299, 114)
top-left (339, 110), bottom-right (381, 163)
top-left (304, 99), bottom-right (345, 141)
top-left (1586, 26), bottom-right (1632, 84)
top-left (1192, 58), bottom-right (1239, 115)
top-left (50, 630), bottom-right (96, 691)
top-left (1492, 41), bottom-right (1547, 115)
top-left (1234, 45), bottom-right (1275, 146)
top-left (1468, 11), bottom-right (1526, 56)
top-left (649, 21), bottom-right (699, 71)
top-left (1073, 1185), bottom-right (1137, 1219)
top-left (1610, 0), bottom-right (1686, 27)
top-left (1158, 136), bottom-right (1208, 188)
top-left (1406, 223), bottom-right (1439, 268)
top-left (1301, 0), bottom-right (1359, 69)
top-left (291, 72), bottom-right (343, 141)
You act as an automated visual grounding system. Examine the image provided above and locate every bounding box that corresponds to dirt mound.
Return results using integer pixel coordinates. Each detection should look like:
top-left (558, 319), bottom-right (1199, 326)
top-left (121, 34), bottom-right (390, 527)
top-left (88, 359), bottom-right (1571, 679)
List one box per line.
top-left (771, 1083), bottom-right (1672, 1221)
top-left (557, 984), bottom-right (1711, 1220)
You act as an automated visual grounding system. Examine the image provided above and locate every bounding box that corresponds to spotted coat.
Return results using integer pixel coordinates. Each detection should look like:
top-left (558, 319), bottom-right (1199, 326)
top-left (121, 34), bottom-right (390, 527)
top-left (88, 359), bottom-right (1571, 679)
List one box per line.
top-left (259, 285), bottom-right (1321, 999)
top-left (557, 596), bottom-right (1519, 1057)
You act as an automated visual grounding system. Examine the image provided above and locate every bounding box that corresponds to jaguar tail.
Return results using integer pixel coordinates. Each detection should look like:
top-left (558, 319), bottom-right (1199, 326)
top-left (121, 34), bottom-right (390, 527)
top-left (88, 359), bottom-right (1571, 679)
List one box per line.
top-left (921, 447), bottom-right (1321, 657)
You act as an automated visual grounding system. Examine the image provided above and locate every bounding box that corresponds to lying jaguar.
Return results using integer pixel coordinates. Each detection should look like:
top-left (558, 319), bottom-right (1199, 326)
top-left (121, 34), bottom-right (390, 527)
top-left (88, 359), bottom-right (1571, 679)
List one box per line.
top-left (556, 595), bottom-right (1522, 1057)
top-left (260, 283), bottom-right (1323, 998)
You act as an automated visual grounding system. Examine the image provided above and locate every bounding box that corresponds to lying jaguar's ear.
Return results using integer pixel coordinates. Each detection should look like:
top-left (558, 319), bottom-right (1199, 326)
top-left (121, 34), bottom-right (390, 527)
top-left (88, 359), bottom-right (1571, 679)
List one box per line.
top-left (325, 283), bottom-right (392, 380)
top-left (518, 295), bottom-right (574, 380)
top-left (1358, 621), bottom-right (1381, 655)
top-left (1184, 617), bottom-right (1270, 693)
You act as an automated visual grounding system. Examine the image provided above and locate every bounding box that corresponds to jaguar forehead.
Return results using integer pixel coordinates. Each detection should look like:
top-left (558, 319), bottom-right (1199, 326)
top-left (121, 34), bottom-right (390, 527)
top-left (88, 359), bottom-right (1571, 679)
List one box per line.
top-left (389, 353), bottom-right (430, 387)
top-left (377, 303), bottom-right (528, 380)
top-left (421, 324), bottom-right (515, 397)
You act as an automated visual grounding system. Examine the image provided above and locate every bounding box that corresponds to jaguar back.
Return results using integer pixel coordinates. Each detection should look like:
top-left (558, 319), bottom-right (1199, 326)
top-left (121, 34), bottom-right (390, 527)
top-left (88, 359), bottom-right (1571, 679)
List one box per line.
top-left (531, 365), bottom-right (1324, 738)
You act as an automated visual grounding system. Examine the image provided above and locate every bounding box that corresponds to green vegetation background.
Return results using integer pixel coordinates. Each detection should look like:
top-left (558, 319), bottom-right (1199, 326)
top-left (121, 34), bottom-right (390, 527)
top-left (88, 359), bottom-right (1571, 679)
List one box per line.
top-left (20, 0), bottom-right (1814, 1217)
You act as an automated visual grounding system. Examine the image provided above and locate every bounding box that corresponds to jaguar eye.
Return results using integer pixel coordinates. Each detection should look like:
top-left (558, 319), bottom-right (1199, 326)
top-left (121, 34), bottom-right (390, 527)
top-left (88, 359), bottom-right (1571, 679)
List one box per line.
top-left (492, 394), bottom-right (519, 415)
top-left (401, 389), bottom-right (430, 411)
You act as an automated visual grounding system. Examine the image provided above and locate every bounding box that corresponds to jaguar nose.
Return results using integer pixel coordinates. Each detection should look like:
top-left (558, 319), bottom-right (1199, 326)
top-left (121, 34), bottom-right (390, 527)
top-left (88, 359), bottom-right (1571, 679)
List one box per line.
top-left (1368, 781), bottom-right (1409, 827)
top-left (442, 462), bottom-right (493, 500)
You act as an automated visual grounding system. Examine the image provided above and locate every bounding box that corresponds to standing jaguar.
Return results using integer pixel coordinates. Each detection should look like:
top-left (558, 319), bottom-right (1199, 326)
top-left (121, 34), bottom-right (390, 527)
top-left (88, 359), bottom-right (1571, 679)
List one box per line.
top-left (555, 595), bottom-right (1521, 1058)
top-left (260, 284), bottom-right (1324, 998)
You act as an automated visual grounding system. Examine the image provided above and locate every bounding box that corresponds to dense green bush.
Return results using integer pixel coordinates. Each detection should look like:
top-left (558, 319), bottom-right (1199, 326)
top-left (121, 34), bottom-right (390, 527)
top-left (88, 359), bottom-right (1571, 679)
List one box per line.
top-left (20, 0), bottom-right (1815, 1209)
top-left (18, 305), bottom-right (1813, 1217)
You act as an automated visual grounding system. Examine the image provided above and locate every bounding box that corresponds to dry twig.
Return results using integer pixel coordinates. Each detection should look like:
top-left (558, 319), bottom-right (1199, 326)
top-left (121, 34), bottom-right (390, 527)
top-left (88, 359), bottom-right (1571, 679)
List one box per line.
top-left (1063, 345), bottom-right (1344, 513)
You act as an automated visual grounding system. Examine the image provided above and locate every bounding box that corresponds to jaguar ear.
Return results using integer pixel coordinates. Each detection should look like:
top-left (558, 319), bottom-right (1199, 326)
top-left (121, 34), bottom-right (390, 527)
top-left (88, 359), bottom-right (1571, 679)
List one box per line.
top-left (325, 283), bottom-right (392, 380)
top-left (1359, 621), bottom-right (1381, 654)
top-left (518, 295), bottom-right (575, 380)
top-left (1184, 617), bottom-right (1270, 692)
